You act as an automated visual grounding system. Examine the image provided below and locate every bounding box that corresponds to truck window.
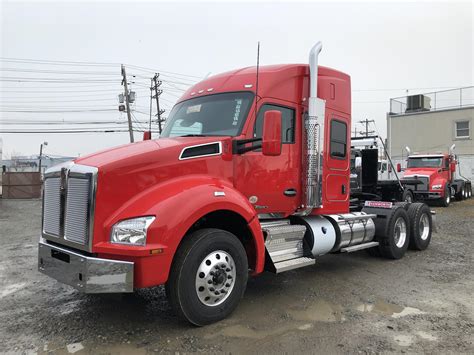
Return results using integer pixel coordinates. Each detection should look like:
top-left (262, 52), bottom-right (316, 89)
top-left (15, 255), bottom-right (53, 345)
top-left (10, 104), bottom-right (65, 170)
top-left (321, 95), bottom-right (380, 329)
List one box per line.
top-left (254, 104), bottom-right (295, 144)
top-left (407, 157), bottom-right (443, 168)
top-left (330, 119), bottom-right (347, 158)
top-left (161, 92), bottom-right (254, 137)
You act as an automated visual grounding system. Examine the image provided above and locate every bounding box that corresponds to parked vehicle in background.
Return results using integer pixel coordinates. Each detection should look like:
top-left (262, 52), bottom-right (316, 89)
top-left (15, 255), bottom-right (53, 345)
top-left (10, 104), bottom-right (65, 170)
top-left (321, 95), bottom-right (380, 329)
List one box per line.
top-left (401, 145), bottom-right (472, 207)
top-left (38, 42), bottom-right (436, 326)
top-left (350, 136), bottom-right (413, 206)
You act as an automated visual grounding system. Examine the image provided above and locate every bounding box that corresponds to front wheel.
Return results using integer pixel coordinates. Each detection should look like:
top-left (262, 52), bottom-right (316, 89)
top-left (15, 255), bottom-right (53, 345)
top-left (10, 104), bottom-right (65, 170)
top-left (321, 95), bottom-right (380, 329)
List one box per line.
top-left (402, 189), bottom-right (414, 203)
top-left (440, 185), bottom-right (450, 207)
top-left (166, 228), bottom-right (248, 326)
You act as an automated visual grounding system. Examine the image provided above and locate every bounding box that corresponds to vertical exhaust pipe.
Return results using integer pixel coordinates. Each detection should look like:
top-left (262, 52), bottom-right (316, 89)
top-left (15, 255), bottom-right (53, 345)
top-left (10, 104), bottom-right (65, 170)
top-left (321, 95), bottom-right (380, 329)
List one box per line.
top-left (300, 41), bottom-right (326, 215)
top-left (309, 42), bottom-right (323, 116)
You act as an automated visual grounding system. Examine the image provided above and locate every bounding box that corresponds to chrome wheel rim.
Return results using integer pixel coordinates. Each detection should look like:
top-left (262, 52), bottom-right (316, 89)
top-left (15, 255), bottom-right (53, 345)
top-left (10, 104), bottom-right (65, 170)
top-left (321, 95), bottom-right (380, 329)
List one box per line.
top-left (419, 213), bottom-right (430, 241)
top-left (394, 217), bottom-right (407, 248)
top-left (446, 192), bottom-right (450, 204)
top-left (405, 194), bottom-right (412, 203)
top-left (195, 250), bottom-right (236, 307)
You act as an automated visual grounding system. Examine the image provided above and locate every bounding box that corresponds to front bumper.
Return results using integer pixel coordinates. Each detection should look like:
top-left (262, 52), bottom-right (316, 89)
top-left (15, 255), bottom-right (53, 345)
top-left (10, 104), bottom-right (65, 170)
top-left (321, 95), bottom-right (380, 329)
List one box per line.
top-left (38, 240), bottom-right (134, 293)
top-left (412, 191), bottom-right (442, 199)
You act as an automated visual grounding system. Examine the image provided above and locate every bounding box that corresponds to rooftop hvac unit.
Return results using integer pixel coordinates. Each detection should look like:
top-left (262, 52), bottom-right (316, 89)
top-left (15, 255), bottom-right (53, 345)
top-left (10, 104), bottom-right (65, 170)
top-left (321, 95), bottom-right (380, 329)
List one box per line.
top-left (405, 94), bottom-right (431, 113)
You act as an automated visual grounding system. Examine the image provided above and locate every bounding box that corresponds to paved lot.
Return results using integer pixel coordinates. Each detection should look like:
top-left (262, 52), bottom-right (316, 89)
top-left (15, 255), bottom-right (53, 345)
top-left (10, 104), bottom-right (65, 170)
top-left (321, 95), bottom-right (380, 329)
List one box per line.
top-left (0, 198), bottom-right (473, 354)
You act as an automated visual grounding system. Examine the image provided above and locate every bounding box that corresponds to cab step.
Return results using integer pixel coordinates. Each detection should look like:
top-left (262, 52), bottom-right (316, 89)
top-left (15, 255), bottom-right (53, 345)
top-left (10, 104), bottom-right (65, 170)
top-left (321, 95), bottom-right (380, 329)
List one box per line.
top-left (273, 257), bottom-right (315, 273)
top-left (261, 220), bottom-right (314, 273)
top-left (340, 241), bottom-right (379, 253)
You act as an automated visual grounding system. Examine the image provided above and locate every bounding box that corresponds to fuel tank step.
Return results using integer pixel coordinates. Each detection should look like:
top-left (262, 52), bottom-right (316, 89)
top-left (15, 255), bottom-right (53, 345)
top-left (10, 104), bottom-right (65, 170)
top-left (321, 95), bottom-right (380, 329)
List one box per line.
top-left (261, 220), bottom-right (314, 273)
top-left (340, 241), bottom-right (379, 253)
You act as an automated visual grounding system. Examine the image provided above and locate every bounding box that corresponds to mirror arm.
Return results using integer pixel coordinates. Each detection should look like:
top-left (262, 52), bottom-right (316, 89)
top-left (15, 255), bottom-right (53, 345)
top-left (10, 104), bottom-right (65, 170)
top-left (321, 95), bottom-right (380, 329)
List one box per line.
top-left (232, 138), bottom-right (262, 154)
top-left (239, 144), bottom-right (262, 154)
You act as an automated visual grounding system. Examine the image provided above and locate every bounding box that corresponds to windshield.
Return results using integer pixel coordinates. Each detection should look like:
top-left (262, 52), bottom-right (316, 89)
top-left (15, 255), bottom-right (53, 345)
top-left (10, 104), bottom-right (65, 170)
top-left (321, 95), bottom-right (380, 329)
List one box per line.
top-left (161, 92), bottom-right (254, 138)
top-left (407, 157), bottom-right (443, 168)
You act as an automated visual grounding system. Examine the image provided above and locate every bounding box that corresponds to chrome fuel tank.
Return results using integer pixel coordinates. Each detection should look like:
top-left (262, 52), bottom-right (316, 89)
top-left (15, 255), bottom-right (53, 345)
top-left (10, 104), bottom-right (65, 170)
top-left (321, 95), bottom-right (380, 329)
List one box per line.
top-left (325, 212), bottom-right (376, 252)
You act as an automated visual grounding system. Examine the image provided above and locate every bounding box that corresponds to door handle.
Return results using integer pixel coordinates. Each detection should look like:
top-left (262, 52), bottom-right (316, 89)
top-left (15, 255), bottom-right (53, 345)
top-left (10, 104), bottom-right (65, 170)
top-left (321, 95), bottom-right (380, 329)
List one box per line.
top-left (341, 184), bottom-right (346, 195)
top-left (284, 188), bottom-right (297, 197)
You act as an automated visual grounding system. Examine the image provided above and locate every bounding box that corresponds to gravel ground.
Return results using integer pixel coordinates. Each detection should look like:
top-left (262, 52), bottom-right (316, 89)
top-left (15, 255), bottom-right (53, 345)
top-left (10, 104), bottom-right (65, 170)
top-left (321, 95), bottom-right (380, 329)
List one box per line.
top-left (0, 198), bottom-right (473, 354)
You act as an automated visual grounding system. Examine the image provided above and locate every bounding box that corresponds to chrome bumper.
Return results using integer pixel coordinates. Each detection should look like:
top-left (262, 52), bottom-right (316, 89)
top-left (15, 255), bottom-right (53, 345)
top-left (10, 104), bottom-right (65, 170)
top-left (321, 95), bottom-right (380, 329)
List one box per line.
top-left (38, 240), bottom-right (134, 293)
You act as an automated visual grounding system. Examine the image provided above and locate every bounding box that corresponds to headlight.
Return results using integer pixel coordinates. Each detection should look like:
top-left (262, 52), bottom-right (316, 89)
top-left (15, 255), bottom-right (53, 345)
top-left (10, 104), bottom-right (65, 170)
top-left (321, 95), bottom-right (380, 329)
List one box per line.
top-left (110, 216), bottom-right (155, 246)
top-left (432, 184), bottom-right (443, 190)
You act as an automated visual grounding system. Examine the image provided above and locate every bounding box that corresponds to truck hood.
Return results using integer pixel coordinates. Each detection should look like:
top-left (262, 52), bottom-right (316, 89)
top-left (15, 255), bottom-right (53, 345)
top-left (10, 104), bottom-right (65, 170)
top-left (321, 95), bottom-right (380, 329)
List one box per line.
top-left (75, 136), bottom-right (234, 229)
top-left (403, 168), bottom-right (440, 178)
top-left (75, 136), bottom-right (225, 170)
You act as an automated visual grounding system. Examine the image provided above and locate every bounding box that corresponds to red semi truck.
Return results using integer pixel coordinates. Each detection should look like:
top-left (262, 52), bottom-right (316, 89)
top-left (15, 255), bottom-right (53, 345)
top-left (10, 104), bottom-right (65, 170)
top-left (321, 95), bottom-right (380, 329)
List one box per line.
top-left (400, 147), bottom-right (472, 207)
top-left (38, 42), bottom-right (435, 325)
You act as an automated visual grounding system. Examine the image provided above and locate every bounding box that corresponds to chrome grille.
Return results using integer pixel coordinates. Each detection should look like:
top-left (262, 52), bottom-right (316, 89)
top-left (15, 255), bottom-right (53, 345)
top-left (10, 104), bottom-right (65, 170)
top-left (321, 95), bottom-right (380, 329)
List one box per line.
top-left (43, 177), bottom-right (61, 236)
top-left (65, 177), bottom-right (91, 245)
top-left (417, 177), bottom-right (429, 191)
top-left (405, 176), bottom-right (429, 191)
top-left (42, 163), bottom-right (97, 252)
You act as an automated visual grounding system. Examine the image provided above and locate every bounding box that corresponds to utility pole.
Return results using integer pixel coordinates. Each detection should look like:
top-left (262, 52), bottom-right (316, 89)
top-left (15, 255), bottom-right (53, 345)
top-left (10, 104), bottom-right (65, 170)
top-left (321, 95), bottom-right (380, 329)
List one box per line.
top-left (121, 64), bottom-right (134, 143)
top-left (149, 78), bottom-right (153, 131)
top-left (358, 119), bottom-right (375, 137)
top-left (152, 73), bottom-right (165, 134)
top-left (38, 141), bottom-right (48, 173)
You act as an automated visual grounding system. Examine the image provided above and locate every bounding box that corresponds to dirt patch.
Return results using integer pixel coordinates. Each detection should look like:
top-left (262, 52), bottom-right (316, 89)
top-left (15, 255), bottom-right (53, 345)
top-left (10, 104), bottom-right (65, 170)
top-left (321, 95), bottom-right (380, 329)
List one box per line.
top-left (0, 198), bottom-right (473, 353)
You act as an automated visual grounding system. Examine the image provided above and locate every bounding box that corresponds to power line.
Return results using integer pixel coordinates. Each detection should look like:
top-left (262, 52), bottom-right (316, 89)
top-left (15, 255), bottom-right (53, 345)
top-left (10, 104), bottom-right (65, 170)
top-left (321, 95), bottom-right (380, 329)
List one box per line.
top-left (0, 57), bottom-right (202, 79)
top-left (0, 108), bottom-right (117, 113)
top-left (0, 129), bottom-right (131, 134)
top-left (0, 68), bottom-right (121, 75)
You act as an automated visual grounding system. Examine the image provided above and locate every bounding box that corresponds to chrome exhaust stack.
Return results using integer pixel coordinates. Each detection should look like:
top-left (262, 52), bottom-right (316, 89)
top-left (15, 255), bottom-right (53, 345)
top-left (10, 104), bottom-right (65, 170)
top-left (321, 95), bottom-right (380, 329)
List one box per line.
top-left (300, 41), bottom-right (326, 215)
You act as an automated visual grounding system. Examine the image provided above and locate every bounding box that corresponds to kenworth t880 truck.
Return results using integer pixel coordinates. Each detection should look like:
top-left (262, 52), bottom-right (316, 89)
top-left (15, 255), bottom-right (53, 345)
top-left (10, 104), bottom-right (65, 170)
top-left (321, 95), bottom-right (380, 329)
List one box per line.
top-left (38, 42), bottom-right (435, 326)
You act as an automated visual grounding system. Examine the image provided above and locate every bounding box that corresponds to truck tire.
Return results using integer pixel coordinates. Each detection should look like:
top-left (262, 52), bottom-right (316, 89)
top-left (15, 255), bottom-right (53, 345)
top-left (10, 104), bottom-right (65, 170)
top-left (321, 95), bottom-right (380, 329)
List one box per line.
top-left (456, 183), bottom-right (465, 201)
top-left (378, 207), bottom-right (410, 259)
top-left (440, 185), bottom-right (450, 207)
top-left (407, 203), bottom-right (432, 251)
top-left (402, 189), bottom-right (414, 203)
top-left (166, 228), bottom-right (248, 326)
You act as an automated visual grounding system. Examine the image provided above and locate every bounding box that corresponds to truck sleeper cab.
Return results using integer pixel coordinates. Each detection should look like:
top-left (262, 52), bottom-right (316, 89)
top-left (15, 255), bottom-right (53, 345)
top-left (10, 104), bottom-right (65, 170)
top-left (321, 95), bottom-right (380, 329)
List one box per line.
top-left (38, 42), bottom-right (435, 326)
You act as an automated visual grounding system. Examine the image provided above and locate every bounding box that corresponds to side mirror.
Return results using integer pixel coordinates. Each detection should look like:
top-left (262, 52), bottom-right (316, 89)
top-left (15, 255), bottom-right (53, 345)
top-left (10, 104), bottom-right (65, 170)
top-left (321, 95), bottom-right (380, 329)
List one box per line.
top-left (355, 157), bottom-right (362, 171)
top-left (396, 163), bottom-right (402, 173)
top-left (143, 131), bottom-right (151, 141)
top-left (262, 110), bottom-right (282, 156)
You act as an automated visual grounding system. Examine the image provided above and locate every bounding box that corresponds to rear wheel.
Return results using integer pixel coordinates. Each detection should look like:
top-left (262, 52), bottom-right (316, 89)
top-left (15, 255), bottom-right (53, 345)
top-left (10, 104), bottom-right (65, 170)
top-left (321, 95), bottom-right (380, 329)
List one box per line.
top-left (408, 203), bottom-right (432, 250)
top-left (166, 228), bottom-right (248, 326)
top-left (440, 185), bottom-right (450, 207)
top-left (456, 184), bottom-right (465, 201)
top-left (378, 207), bottom-right (410, 259)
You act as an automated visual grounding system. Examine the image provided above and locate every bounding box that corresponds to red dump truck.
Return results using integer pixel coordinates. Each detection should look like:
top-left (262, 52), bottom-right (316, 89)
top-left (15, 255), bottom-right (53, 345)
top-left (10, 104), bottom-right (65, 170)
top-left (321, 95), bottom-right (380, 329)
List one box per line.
top-left (400, 147), bottom-right (472, 207)
top-left (38, 42), bottom-right (435, 325)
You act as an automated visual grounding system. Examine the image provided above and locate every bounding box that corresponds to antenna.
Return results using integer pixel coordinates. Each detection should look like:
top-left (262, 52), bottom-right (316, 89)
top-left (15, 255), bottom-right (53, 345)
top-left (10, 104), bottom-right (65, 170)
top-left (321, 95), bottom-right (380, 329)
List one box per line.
top-left (254, 41), bottom-right (260, 120)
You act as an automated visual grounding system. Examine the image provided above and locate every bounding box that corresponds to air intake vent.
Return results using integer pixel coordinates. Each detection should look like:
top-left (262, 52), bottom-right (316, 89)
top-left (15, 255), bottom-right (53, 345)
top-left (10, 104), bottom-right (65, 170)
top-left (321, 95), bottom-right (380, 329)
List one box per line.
top-left (180, 142), bottom-right (221, 160)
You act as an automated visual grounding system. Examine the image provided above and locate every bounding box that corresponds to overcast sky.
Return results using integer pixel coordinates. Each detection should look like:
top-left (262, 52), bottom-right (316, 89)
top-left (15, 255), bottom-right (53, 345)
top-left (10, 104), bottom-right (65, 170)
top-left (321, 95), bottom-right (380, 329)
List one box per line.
top-left (1, 0), bottom-right (473, 158)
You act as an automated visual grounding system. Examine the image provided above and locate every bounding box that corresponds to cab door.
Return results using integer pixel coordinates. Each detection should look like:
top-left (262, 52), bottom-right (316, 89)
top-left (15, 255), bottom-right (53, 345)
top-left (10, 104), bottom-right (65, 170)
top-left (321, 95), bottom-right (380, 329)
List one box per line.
top-left (234, 100), bottom-right (301, 216)
top-left (321, 111), bottom-right (350, 213)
